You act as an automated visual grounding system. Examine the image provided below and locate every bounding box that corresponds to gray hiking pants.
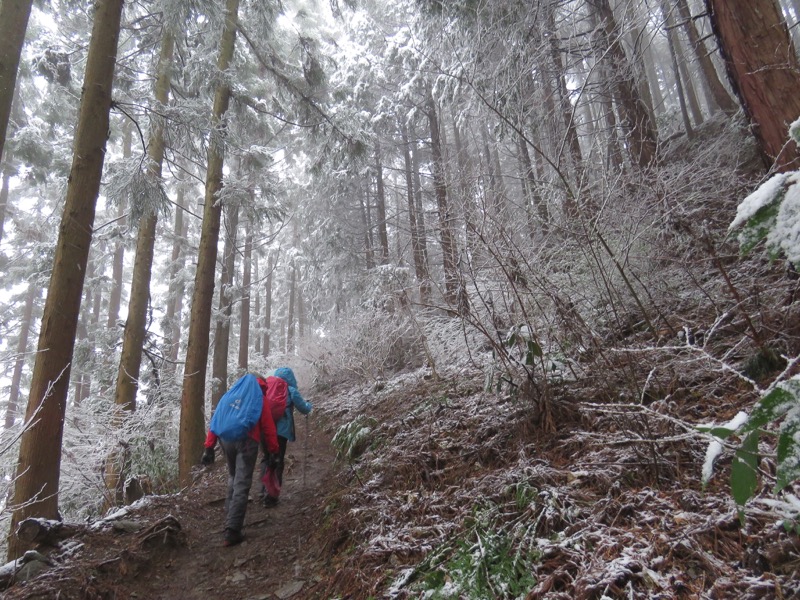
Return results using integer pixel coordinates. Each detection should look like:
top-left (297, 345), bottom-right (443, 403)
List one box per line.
top-left (220, 436), bottom-right (259, 533)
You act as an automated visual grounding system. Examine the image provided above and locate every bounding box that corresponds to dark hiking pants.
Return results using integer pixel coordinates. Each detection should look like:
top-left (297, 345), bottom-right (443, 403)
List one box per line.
top-left (220, 436), bottom-right (259, 533)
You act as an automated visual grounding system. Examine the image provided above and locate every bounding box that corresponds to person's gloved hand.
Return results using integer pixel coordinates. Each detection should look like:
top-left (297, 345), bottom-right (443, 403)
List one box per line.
top-left (201, 446), bottom-right (215, 466)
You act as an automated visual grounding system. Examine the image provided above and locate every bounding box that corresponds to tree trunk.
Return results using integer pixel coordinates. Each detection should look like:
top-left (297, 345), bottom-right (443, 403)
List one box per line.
top-left (286, 264), bottom-right (296, 353)
top-left (107, 123), bottom-right (131, 330)
top-left (263, 248), bottom-right (274, 356)
top-left (210, 203), bottom-right (239, 409)
top-left (643, 38), bottom-right (666, 116)
top-left (298, 283), bottom-right (305, 339)
top-left (359, 185), bottom-right (375, 270)
top-left (72, 261), bottom-right (94, 407)
top-left (480, 124), bottom-right (503, 221)
top-left (0, 0), bottom-right (33, 166)
top-left (7, 0), bottom-right (124, 561)
top-left (662, 0), bottom-right (696, 137)
top-left (238, 219), bottom-right (252, 372)
top-left (179, 0), bottom-right (240, 486)
top-left (164, 185), bottom-right (187, 379)
top-left (706, 0), bottom-right (800, 170)
top-left (674, 25), bottom-right (704, 126)
top-left (426, 90), bottom-right (464, 311)
top-left (374, 141), bottom-right (390, 265)
top-left (401, 122), bottom-right (429, 302)
top-left (517, 132), bottom-right (549, 236)
top-left (410, 127), bottom-right (430, 273)
top-left (0, 165), bottom-right (11, 244)
top-left (676, 0), bottom-right (738, 116)
top-left (5, 282), bottom-right (36, 429)
top-left (594, 0), bottom-right (658, 168)
top-left (112, 28), bottom-right (174, 414)
top-left (450, 117), bottom-right (483, 262)
top-left (253, 251), bottom-right (261, 355)
top-left (621, 1), bottom-right (657, 127)
top-left (546, 6), bottom-right (584, 171)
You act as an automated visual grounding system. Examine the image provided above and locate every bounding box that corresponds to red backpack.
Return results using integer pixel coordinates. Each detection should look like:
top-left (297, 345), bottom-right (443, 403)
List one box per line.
top-left (259, 375), bottom-right (288, 422)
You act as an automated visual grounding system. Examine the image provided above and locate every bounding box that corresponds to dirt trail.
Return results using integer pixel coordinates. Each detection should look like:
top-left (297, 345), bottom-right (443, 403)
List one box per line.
top-left (136, 415), bottom-right (337, 600)
top-left (2, 414), bottom-right (338, 600)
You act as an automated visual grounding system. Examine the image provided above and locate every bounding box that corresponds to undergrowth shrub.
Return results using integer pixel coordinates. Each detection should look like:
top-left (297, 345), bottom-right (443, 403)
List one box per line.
top-left (303, 309), bottom-right (423, 388)
top-left (332, 415), bottom-right (378, 461)
top-left (401, 502), bottom-right (539, 599)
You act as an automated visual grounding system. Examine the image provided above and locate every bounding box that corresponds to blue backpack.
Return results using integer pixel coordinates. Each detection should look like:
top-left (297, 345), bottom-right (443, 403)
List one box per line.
top-left (209, 374), bottom-right (263, 442)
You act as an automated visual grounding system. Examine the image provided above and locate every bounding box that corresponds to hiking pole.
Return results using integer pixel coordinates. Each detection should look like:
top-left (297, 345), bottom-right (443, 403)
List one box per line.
top-left (303, 413), bottom-right (309, 489)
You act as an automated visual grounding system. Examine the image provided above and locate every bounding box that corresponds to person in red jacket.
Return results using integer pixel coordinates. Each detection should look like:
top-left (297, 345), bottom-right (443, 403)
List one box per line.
top-left (201, 376), bottom-right (279, 546)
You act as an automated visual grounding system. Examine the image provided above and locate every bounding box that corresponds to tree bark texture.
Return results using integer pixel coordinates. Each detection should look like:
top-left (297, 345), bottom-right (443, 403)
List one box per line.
top-left (107, 123), bottom-right (132, 330)
top-left (706, 0), bottom-right (800, 171)
top-left (5, 282), bottom-right (36, 429)
top-left (662, 0), bottom-right (696, 138)
top-left (286, 265), bottom-right (296, 353)
top-left (210, 203), bottom-right (239, 410)
top-left (7, 0), bottom-right (124, 561)
top-left (401, 122), bottom-right (430, 302)
top-left (594, 0), bottom-right (658, 168)
top-left (0, 0), bottom-right (33, 166)
top-left (374, 141), bottom-right (390, 265)
top-left (676, 0), bottom-right (738, 116)
top-left (263, 248), bottom-right (274, 356)
top-left (179, 0), bottom-right (240, 486)
top-left (426, 91), bottom-right (463, 311)
top-left (238, 221), bottom-right (252, 371)
top-left (112, 28), bottom-right (175, 421)
top-left (164, 186), bottom-right (187, 379)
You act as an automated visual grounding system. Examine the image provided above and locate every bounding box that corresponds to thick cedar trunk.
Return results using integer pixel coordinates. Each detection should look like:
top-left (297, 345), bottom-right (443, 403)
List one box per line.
top-left (401, 122), bottom-right (429, 301)
top-left (676, 0), bottom-right (738, 116)
top-left (374, 141), bottom-right (390, 264)
top-left (210, 203), bottom-right (239, 409)
top-left (238, 221), bottom-right (252, 371)
top-left (0, 0), bottom-right (33, 165)
top-left (179, 0), bottom-right (240, 486)
top-left (426, 91), bottom-right (463, 310)
top-left (5, 282), bottom-right (36, 429)
top-left (706, 0), bottom-right (800, 171)
top-left (7, 0), bottom-right (124, 561)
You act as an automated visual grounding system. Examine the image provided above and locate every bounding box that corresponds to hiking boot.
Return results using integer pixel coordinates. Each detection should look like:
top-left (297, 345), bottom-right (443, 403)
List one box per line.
top-left (262, 495), bottom-right (278, 508)
top-left (223, 528), bottom-right (244, 547)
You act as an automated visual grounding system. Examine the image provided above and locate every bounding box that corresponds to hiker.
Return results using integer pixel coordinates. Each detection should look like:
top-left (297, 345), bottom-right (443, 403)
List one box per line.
top-left (201, 374), bottom-right (280, 546)
top-left (259, 366), bottom-right (313, 507)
